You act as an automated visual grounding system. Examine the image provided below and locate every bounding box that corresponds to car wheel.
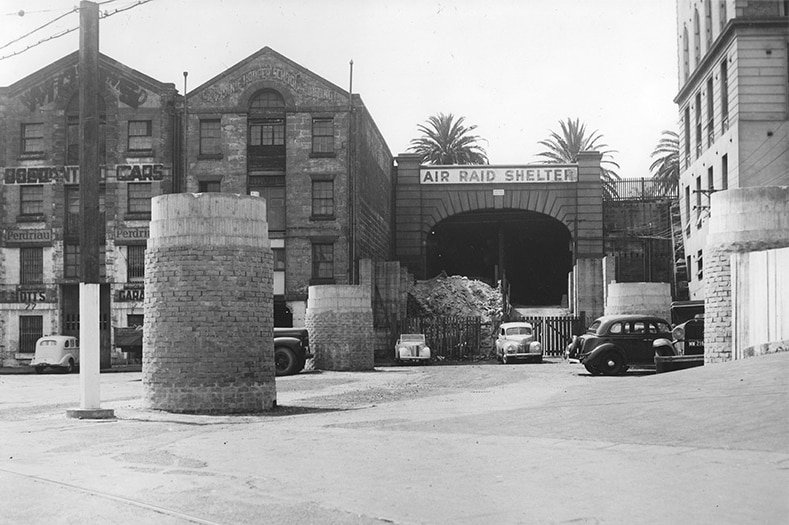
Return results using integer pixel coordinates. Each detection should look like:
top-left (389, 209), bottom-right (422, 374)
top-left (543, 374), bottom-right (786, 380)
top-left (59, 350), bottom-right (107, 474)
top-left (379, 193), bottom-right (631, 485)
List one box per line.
top-left (65, 359), bottom-right (75, 374)
top-left (274, 347), bottom-right (298, 376)
top-left (34, 366), bottom-right (44, 374)
top-left (584, 362), bottom-right (599, 375)
top-left (598, 351), bottom-right (624, 376)
top-left (534, 356), bottom-right (543, 364)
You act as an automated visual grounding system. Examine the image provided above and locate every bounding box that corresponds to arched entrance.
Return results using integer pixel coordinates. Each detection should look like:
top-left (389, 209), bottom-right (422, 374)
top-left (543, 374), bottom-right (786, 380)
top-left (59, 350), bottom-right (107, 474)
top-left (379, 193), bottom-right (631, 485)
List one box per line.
top-left (426, 209), bottom-right (572, 306)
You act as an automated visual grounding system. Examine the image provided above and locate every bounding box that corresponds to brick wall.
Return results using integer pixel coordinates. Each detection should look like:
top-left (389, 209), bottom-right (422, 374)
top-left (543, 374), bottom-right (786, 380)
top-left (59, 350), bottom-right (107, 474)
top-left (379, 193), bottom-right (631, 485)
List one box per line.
top-left (143, 194), bottom-right (275, 413)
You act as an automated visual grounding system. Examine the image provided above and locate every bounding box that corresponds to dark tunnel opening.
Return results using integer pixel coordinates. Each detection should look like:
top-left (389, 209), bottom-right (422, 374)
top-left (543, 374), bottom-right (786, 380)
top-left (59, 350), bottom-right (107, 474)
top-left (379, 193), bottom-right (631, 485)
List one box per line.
top-left (426, 209), bottom-right (572, 306)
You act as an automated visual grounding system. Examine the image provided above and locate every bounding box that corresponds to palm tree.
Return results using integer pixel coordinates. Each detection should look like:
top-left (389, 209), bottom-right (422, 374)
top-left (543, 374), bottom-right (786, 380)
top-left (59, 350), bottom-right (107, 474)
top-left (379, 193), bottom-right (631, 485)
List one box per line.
top-left (649, 130), bottom-right (680, 196)
top-left (536, 117), bottom-right (621, 197)
top-left (408, 113), bottom-right (488, 165)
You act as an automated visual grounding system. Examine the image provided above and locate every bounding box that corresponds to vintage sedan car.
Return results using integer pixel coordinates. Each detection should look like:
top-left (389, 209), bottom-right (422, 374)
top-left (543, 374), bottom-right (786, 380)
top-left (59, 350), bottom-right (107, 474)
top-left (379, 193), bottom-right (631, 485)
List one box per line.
top-left (395, 334), bottom-right (431, 364)
top-left (566, 314), bottom-right (672, 375)
top-left (495, 321), bottom-right (543, 364)
top-left (29, 335), bottom-right (79, 374)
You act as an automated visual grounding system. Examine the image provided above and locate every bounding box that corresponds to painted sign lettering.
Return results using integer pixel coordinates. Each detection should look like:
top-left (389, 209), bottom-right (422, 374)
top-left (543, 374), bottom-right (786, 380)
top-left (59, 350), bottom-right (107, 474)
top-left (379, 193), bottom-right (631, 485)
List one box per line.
top-left (115, 227), bottom-right (149, 243)
top-left (17, 290), bottom-right (46, 303)
top-left (117, 287), bottom-right (145, 302)
top-left (18, 65), bottom-right (149, 111)
top-left (2, 165), bottom-right (166, 184)
top-left (115, 164), bottom-right (164, 181)
top-left (420, 166), bottom-right (578, 184)
top-left (3, 229), bottom-right (53, 245)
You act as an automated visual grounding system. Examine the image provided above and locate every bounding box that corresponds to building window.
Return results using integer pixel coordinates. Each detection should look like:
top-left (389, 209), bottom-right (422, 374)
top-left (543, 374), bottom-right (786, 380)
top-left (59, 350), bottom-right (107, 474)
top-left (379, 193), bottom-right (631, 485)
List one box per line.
top-left (685, 185), bottom-right (691, 225)
top-left (311, 180), bottom-right (334, 218)
top-left (312, 243), bottom-right (334, 280)
top-left (248, 89), bottom-right (286, 171)
top-left (127, 245), bottom-right (145, 282)
top-left (272, 247), bottom-right (285, 271)
top-left (682, 25), bottom-right (690, 82)
top-left (20, 185), bottom-right (44, 215)
top-left (128, 120), bottom-right (153, 151)
top-left (19, 316), bottom-right (43, 354)
top-left (706, 77), bottom-right (714, 146)
top-left (248, 178), bottom-right (285, 231)
top-left (695, 92), bottom-right (702, 157)
top-left (198, 180), bottom-right (221, 193)
top-left (720, 60), bottom-right (729, 132)
top-left (704, 0), bottom-right (712, 49)
top-left (683, 107), bottom-right (691, 167)
top-left (22, 123), bottom-right (44, 154)
top-left (20, 247), bottom-right (43, 284)
top-left (697, 250), bottom-right (704, 280)
top-left (695, 176), bottom-right (702, 226)
top-left (719, 0), bottom-right (727, 31)
top-left (707, 166), bottom-right (714, 193)
top-left (721, 154), bottom-right (728, 190)
top-left (65, 95), bottom-right (107, 164)
top-left (312, 118), bottom-right (334, 154)
top-left (64, 244), bottom-right (106, 279)
top-left (693, 8), bottom-right (701, 67)
top-left (127, 314), bottom-right (144, 327)
top-left (127, 182), bottom-right (152, 214)
top-left (65, 244), bottom-right (79, 278)
top-left (687, 255), bottom-right (693, 282)
top-left (199, 119), bottom-right (222, 156)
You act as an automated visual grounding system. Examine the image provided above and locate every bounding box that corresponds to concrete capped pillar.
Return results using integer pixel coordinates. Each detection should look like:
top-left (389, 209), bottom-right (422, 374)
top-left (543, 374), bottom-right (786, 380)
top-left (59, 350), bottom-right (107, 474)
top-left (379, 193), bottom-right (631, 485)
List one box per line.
top-left (307, 284), bottom-right (374, 371)
top-left (143, 193), bottom-right (275, 413)
top-left (705, 186), bottom-right (789, 362)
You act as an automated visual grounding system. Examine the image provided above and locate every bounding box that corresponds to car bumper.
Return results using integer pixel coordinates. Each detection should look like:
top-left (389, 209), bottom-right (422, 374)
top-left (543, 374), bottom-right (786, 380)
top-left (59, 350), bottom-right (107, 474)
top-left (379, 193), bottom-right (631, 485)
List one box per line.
top-left (505, 352), bottom-right (542, 359)
top-left (398, 355), bottom-right (430, 361)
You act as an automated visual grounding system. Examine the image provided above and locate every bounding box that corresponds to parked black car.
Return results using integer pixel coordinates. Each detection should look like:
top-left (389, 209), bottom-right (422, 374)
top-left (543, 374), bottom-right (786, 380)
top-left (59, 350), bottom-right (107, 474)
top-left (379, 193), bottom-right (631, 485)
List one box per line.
top-left (274, 327), bottom-right (311, 376)
top-left (566, 314), bottom-right (672, 375)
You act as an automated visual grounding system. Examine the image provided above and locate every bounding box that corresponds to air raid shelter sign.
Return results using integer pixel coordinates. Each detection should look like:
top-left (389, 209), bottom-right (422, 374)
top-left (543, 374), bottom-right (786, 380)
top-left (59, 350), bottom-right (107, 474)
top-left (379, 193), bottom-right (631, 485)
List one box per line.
top-left (420, 165), bottom-right (577, 184)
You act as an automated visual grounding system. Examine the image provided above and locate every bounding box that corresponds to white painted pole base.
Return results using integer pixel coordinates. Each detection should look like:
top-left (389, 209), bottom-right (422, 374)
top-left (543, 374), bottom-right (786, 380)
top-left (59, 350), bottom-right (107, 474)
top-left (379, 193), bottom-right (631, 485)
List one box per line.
top-left (66, 282), bottom-right (114, 419)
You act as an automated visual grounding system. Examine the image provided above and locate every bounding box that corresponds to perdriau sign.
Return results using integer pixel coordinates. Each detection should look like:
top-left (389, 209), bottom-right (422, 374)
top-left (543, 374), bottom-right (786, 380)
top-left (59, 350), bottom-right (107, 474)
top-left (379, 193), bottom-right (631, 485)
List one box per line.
top-left (420, 165), bottom-right (578, 184)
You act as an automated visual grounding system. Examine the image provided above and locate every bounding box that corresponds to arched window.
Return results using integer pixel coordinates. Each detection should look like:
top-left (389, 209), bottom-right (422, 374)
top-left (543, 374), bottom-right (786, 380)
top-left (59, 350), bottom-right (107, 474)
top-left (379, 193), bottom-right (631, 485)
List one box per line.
top-left (693, 8), bottom-right (701, 67)
top-left (65, 94), bottom-right (107, 165)
top-left (705, 0), bottom-right (713, 49)
top-left (247, 89), bottom-right (286, 232)
top-left (247, 89), bottom-right (285, 171)
top-left (683, 25), bottom-right (690, 81)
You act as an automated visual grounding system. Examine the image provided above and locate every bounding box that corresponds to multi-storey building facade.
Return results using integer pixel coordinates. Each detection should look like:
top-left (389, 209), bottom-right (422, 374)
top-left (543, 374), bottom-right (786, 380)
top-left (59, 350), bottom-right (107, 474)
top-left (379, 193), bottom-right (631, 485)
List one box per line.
top-left (0, 47), bottom-right (394, 366)
top-left (0, 52), bottom-right (179, 366)
top-left (675, 0), bottom-right (789, 300)
top-left (184, 47), bottom-right (393, 326)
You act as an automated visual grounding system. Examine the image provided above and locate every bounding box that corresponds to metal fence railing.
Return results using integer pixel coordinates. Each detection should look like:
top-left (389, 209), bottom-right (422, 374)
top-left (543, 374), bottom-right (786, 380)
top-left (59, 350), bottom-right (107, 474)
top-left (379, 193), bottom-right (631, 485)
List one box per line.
top-left (605, 178), bottom-right (678, 202)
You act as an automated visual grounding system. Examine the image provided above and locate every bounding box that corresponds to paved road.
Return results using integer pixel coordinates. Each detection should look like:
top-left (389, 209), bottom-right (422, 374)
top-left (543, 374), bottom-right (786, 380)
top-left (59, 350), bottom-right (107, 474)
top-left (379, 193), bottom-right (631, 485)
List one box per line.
top-left (1, 354), bottom-right (787, 524)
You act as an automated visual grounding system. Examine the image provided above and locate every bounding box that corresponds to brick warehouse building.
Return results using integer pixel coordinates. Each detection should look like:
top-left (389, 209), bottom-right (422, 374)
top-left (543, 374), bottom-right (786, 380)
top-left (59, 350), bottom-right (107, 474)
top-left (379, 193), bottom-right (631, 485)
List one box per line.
top-left (0, 47), bottom-right (394, 367)
top-left (0, 52), bottom-right (179, 367)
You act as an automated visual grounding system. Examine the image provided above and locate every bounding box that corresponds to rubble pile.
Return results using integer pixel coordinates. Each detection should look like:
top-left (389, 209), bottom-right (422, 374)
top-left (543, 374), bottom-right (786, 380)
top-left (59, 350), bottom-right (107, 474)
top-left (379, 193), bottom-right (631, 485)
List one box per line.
top-left (408, 272), bottom-right (503, 324)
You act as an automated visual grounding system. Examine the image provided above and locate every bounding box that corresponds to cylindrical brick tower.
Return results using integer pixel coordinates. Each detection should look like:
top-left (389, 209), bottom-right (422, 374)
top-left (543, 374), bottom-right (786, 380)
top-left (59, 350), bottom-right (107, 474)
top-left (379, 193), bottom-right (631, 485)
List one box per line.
top-left (705, 186), bottom-right (789, 363)
top-left (307, 285), bottom-right (374, 371)
top-left (143, 193), bottom-right (275, 413)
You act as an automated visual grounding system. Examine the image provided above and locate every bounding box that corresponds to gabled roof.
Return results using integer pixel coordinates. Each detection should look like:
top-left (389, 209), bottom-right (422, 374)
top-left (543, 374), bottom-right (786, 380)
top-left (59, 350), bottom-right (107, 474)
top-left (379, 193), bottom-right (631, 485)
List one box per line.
top-left (188, 46), bottom-right (348, 99)
top-left (4, 51), bottom-right (175, 95)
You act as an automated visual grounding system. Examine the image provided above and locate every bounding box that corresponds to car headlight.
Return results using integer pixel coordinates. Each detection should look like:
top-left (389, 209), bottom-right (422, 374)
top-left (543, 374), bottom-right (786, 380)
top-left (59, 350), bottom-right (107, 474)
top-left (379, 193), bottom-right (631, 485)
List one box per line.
top-left (506, 344), bottom-right (517, 354)
top-left (672, 325), bottom-right (685, 341)
top-left (421, 346), bottom-right (431, 358)
top-left (530, 342), bottom-right (542, 353)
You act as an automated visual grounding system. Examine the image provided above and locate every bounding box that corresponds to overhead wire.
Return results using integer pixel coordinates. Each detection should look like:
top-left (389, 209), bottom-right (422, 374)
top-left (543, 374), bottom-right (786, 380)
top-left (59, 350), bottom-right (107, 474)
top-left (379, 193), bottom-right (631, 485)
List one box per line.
top-left (0, 0), bottom-right (156, 62)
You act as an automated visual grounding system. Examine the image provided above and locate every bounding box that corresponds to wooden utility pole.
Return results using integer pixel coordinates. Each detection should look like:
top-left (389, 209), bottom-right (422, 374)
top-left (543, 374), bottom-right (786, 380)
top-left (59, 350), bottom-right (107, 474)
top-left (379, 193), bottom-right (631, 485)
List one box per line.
top-left (67, 0), bottom-right (113, 419)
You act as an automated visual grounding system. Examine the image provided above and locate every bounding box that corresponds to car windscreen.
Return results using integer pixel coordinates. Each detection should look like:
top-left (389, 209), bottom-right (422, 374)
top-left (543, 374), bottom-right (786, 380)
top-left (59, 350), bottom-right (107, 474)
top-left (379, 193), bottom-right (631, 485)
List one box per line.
top-left (505, 327), bottom-right (531, 336)
top-left (587, 320), bottom-right (601, 333)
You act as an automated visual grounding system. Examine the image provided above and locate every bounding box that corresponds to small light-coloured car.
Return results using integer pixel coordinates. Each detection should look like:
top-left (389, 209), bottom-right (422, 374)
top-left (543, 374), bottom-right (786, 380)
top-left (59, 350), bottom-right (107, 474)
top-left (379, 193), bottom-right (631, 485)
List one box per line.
top-left (496, 322), bottom-right (543, 364)
top-left (395, 334), bottom-right (431, 364)
top-left (30, 335), bottom-right (79, 374)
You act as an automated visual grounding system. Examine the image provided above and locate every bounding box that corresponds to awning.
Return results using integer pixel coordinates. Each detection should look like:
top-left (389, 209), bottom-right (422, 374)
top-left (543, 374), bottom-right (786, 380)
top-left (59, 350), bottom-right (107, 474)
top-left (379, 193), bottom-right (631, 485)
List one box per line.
top-left (114, 327), bottom-right (143, 349)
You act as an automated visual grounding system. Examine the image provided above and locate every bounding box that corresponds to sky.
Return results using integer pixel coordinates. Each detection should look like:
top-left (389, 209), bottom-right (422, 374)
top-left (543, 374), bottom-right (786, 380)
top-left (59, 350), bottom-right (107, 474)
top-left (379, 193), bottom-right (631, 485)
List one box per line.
top-left (0, 0), bottom-right (680, 178)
